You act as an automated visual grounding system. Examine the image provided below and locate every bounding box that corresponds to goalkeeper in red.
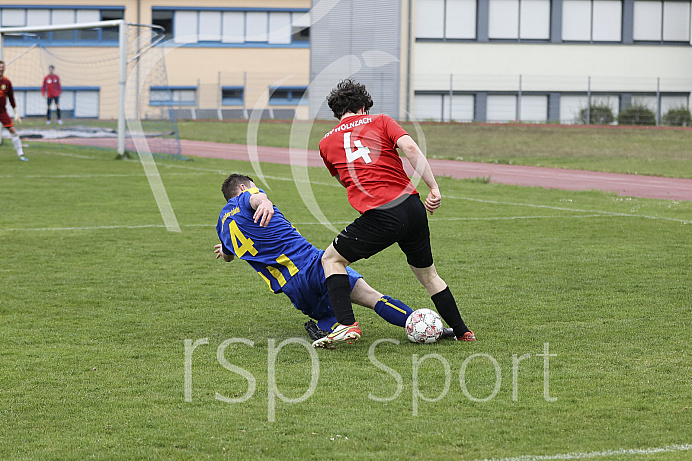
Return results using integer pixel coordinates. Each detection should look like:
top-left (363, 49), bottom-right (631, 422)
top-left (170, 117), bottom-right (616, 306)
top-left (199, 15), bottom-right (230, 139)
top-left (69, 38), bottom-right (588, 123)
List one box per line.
top-left (0, 61), bottom-right (27, 161)
top-left (313, 79), bottom-right (475, 348)
top-left (42, 65), bottom-right (62, 125)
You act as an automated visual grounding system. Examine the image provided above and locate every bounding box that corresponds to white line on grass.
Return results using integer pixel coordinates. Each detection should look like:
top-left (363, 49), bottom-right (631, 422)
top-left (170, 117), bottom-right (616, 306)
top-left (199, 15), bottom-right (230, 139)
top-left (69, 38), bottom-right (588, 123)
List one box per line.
top-left (156, 162), bottom-right (342, 188)
top-left (12, 159), bottom-right (688, 225)
top-left (0, 215), bottom-right (655, 233)
top-left (0, 172), bottom-right (207, 179)
top-left (474, 443), bottom-right (692, 461)
top-left (156, 165), bottom-right (691, 224)
top-left (0, 224), bottom-right (168, 232)
top-left (42, 151), bottom-right (99, 159)
top-left (445, 195), bottom-right (692, 225)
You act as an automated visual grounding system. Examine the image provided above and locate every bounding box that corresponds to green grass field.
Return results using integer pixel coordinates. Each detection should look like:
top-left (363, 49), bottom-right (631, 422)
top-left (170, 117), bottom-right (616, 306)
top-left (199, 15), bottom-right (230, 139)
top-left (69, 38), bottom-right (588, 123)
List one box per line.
top-left (1, 136), bottom-right (691, 460)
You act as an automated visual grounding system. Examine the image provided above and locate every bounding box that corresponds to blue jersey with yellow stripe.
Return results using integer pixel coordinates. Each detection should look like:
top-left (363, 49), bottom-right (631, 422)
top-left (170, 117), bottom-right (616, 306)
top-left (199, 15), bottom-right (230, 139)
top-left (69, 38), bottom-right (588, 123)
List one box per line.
top-left (216, 188), bottom-right (321, 293)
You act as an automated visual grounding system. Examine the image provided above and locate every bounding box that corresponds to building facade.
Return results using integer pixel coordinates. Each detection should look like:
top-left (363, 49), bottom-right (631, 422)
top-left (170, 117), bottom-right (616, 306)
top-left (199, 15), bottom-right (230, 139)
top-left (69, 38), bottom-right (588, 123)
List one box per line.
top-left (0, 0), bottom-right (311, 120)
top-left (408, 0), bottom-right (692, 123)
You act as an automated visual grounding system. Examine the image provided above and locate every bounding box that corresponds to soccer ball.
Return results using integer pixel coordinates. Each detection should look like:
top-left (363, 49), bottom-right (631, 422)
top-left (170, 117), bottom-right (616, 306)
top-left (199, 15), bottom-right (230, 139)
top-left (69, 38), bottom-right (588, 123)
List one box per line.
top-left (405, 308), bottom-right (443, 344)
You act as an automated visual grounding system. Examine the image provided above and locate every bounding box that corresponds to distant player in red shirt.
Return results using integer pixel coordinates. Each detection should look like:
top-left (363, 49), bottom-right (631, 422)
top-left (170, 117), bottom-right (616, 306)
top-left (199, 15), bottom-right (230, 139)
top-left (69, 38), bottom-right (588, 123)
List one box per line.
top-left (0, 60), bottom-right (27, 161)
top-left (42, 65), bottom-right (62, 125)
top-left (313, 79), bottom-right (474, 348)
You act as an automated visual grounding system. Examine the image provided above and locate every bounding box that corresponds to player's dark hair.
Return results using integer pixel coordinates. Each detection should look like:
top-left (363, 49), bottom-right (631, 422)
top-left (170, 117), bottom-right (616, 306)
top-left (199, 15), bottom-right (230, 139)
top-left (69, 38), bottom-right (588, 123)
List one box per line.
top-left (222, 173), bottom-right (254, 200)
top-left (49, 65), bottom-right (55, 70)
top-left (326, 79), bottom-right (373, 120)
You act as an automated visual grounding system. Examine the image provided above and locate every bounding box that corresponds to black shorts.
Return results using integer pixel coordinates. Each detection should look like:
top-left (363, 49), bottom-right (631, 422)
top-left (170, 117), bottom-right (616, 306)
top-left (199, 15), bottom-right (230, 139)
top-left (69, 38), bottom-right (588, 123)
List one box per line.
top-left (332, 194), bottom-right (433, 268)
top-left (47, 97), bottom-right (60, 105)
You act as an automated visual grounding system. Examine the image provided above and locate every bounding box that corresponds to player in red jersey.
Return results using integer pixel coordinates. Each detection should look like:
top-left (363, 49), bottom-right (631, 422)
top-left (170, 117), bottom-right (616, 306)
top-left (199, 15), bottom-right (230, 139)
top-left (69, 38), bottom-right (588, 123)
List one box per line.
top-left (42, 65), bottom-right (63, 125)
top-left (313, 79), bottom-right (474, 348)
top-left (0, 61), bottom-right (27, 161)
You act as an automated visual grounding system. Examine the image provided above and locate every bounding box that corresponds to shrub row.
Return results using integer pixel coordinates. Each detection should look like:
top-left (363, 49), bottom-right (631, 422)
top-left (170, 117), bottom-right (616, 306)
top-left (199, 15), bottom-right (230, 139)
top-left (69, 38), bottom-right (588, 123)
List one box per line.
top-left (577, 104), bottom-right (691, 126)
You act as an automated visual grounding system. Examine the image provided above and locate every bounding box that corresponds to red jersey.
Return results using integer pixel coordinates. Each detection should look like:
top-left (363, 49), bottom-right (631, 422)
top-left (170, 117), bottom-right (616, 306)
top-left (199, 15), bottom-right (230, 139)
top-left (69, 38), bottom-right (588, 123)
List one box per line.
top-left (0, 77), bottom-right (16, 114)
top-left (42, 74), bottom-right (62, 98)
top-left (319, 114), bottom-right (418, 213)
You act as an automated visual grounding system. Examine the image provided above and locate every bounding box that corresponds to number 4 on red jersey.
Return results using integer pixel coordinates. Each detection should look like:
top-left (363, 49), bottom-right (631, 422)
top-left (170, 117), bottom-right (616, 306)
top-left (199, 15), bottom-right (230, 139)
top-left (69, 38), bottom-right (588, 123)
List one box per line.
top-left (343, 132), bottom-right (372, 164)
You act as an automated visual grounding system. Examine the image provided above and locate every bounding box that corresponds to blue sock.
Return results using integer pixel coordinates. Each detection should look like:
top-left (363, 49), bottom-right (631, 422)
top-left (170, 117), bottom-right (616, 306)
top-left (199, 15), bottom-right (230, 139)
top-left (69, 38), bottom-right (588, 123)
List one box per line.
top-left (317, 316), bottom-right (340, 333)
top-left (374, 296), bottom-right (413, 328)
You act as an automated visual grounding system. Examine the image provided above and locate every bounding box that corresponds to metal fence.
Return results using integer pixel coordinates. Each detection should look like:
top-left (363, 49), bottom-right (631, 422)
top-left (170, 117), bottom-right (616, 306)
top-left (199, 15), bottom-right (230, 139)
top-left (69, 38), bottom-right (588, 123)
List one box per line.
top-left (164, 71), bottom-right (692, 125)
top-left (412, 73), bottom-right (692, 125)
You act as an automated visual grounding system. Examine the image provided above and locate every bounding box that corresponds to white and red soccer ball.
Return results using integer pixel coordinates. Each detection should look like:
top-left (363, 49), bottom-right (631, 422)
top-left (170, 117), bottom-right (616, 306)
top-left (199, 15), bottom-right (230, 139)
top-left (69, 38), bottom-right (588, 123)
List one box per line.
top-left (405, 308), bottom-right (443, 343)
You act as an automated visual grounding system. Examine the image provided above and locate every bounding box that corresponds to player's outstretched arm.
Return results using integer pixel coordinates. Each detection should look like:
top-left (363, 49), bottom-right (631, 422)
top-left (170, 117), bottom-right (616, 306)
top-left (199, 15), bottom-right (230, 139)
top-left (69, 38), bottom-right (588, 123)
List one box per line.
top-left (249, 192), bottom-right (274, 227)
top-left (397, 135), bottom-right (441, 214)
top-left (214, 243), bottom-right (234, 262)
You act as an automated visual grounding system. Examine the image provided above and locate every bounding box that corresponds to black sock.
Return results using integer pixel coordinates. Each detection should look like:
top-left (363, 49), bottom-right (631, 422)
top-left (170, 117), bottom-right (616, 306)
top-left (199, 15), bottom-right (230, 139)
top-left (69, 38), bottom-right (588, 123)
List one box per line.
top-left (47, 108), bottom-right (51, 120)
top-left (57, 108), bottom-right (61, 120)
top-left (431, 287), bottom-right (469, 337)
top-left (326, 274), bottom-right (356, 325)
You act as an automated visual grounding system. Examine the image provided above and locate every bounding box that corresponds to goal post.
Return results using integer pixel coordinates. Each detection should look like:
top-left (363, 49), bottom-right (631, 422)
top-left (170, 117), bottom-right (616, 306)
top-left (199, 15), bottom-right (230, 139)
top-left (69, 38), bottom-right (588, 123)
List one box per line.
top-left (0, 19), bottom-right (180, 158)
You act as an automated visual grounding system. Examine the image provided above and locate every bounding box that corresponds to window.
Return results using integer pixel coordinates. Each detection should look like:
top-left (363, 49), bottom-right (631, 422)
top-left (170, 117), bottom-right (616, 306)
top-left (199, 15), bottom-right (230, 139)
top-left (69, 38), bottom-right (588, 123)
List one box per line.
top-left (414, 93), bottom-right (475, 121)
top-left (443, 94), bottom-right (475, 121)
top-left (519, 0), bottom-right (551, 39)
top-left (632, 94), bottom-right (689, 114)
top-left (634, 1), bottom-right (691, 42)
top-left (221, 12), bottom-right (244, 43)
top-left (13, 86), bottom-right (99, 118)
top-left (0, 9), bottom-right (25, 27)
top-left (0, 7), bottom-right (124, 44)
top-left (414, 94), bottom-right (445, 120)
top-left (269, 87), bottom-right (307, 105)
top-left (489, 0), bottom-right (520, 39)
top-left (487, 95), bottom-right (518, 122)
top-left (150, 86), bottom-right (197, 106)
top-left (269, 12), bottom-right (292, 44)
top-left (26, 9), bottom-right (50, 40)
top-left (488, 0), bottom-right (550, 40)
top-left (152, 10), bottom-right (173, 41)
top-left (562, 0), bottom-right (622, 42)
top-left (416, 0), bottom-right (477, 40)
top-left (76, 10), bottom-right (100, 41)
top-left (199, 11), bottom-right (222, 41)
top-left (222, 87), bottom-right (244, 106)
top-left (559, 94), bottom-right (620, 124)
top-left (152, 8), bottom-right (310, 46)
top-left (519, 95), bottom-right (548, 122)
top-left (292, 12), bottom-right (311, 42)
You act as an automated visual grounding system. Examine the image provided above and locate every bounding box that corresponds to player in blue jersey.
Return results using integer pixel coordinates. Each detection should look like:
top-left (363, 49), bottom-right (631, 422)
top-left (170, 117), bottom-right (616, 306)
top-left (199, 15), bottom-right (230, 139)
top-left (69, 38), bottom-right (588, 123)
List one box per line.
top-left (214, 173), bottom-right (454, 345)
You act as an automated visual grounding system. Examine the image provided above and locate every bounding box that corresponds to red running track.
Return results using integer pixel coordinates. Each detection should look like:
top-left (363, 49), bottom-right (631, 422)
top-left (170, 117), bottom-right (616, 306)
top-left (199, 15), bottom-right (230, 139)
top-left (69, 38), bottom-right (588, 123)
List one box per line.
top-left (43, 137), bottom-right (692, 201)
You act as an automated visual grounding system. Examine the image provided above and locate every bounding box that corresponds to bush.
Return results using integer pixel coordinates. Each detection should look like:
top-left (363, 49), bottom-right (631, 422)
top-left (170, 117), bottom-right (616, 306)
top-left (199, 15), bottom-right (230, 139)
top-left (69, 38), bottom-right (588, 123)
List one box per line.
top-left (576, 103), bottom-right (615, 125)
top-left (618, 104), bottom-right (656, 126)
top-left (661, 107), bottom-right (692, 127)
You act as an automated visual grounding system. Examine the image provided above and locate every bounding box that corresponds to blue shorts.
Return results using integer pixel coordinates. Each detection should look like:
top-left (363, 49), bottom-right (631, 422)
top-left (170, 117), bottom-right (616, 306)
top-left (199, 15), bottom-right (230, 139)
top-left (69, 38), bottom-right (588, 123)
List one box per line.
top-left (281, 250), bottom-right (362, 321)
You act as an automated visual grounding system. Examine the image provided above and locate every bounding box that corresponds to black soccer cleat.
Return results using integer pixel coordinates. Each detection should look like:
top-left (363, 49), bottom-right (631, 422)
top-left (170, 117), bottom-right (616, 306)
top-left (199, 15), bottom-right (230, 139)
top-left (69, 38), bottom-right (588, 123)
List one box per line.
top-left (304, 320), bottom-right (328, 341)
top-left (440, 328), bottom-right (456, 340)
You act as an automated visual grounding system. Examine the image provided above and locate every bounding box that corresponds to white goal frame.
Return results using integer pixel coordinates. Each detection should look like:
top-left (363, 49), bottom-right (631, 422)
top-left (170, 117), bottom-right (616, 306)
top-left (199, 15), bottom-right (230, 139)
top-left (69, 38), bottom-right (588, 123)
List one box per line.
top-left (0, 20), bottom-right (147, 156)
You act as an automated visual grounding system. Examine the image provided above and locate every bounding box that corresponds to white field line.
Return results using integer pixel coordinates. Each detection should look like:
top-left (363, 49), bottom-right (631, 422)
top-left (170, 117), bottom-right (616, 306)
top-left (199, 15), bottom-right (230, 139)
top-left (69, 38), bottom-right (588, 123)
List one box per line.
top-left (0, 214), bottom-right (667, 233)
top-left (474, 443), bottom-right (692, 461)
top-left (444, 195), bottom-right (692, 225)
top-left (0, 172), bottom-right (208, 179)
top-left (41, 151), bottom-right (98, 159)
top-left (158, 165), bottom-right (692, 224)
top-left (7, 162), bottom-right (689, 225)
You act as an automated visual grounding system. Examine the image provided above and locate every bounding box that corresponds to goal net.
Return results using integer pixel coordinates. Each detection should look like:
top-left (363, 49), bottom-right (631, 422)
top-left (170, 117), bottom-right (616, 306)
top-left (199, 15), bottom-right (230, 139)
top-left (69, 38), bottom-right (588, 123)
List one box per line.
top-left (0, 20), bottom-right (181, 157)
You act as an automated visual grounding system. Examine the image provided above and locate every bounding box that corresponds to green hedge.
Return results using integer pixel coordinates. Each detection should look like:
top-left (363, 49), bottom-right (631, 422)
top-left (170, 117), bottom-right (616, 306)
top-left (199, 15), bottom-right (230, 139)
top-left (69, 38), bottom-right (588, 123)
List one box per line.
top-left (618, 104), bottom-right (656, 126)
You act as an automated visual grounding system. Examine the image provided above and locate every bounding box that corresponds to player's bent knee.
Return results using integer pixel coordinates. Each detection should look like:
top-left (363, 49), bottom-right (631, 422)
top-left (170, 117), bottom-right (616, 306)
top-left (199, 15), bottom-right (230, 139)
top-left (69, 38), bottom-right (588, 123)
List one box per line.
top-left (410, 264), bottom-right (447, 293)
top-left (322, 244), bottom-right (351, 267)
